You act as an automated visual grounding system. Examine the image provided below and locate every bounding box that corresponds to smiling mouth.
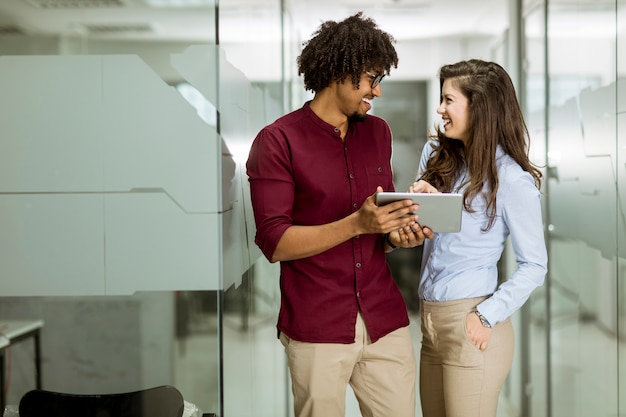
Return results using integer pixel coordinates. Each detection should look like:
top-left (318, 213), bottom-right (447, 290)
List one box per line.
top-left (361, 97), bottom-right (372, 111)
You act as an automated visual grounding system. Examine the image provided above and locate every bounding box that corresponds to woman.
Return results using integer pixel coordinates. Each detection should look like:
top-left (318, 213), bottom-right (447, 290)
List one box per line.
top-left (411, 59), bottom-right (548, 417)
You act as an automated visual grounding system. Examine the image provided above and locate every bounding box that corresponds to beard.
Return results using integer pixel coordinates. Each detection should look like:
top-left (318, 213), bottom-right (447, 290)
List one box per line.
top-left (348, 112), bottom-right (368, 123)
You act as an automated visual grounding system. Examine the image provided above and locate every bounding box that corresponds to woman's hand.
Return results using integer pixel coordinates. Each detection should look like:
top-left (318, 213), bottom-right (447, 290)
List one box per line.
top-left (409, 180), bottom-right (439, 194)
top-left (387, 222), bottom-right (433, 249)
top-left (466, 312), bottom-right (491, 351)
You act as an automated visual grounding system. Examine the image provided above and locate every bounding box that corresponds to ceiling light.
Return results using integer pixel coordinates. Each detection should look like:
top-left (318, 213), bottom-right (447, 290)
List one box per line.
top-left (142, 0), bottom-right (214, 7)
top-left (25, 0), bottom-right (123, 8)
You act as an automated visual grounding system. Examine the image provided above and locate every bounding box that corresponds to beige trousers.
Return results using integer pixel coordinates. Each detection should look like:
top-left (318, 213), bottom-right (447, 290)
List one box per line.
top-left (419, 297), bottom-right (514, 417)
top-left (279, 312), bottom-right (416, 417)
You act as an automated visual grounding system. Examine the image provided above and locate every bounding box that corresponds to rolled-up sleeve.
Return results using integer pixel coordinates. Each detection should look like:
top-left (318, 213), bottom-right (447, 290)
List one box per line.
top-left (246, 127), bottom-right (295, 262)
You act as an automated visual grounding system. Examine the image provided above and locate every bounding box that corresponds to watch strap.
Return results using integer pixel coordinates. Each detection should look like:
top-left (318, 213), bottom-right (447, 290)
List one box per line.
top-left (475, 311), bottom-right (492, 328)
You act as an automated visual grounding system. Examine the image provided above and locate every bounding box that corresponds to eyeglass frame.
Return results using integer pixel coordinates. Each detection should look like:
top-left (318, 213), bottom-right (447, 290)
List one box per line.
top-left (365, 71), bottom-right (385, 89)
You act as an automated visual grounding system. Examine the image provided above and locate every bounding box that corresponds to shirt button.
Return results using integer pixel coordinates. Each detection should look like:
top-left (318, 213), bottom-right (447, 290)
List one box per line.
top-left (356, 263), bottom-right (361, 268)
top-left (349, 173), bottom-right (354, 179)
top-left (377, 167), bottom-right (382, 172)
top-left (357, 291), bottom-right (361, 298)
top-left (334, 127), bottom-right (339, 132)
top-left (353, 203), bottom-right (358, 208)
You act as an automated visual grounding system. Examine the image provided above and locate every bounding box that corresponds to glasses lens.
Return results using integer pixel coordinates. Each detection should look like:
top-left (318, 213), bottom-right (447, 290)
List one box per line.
top-left (371, 73), bottom-right (384, 88)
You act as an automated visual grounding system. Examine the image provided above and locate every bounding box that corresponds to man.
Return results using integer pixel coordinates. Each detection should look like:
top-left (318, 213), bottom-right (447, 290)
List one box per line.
top-left (246, 12), bottom-right (432, 417)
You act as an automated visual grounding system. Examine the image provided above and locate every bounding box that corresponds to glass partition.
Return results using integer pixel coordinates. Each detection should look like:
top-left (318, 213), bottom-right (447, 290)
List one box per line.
top-left (547, 2), bottom-right (618, 416)
top-left (218, 1), bottom-right (290, 415)
top-left (524, 1), bottom-right (621, 416)
top-left (523, 5), bottom-right (550, 416)
top-left (2, 1), bottom-right (625, 417)
top-left (618, 1), bottom-right (626, 417)
top-left (0, 1), bottom-right (225, 415)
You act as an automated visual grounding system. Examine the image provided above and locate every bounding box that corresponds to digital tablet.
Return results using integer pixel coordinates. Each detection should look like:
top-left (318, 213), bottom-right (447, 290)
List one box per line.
top-left (375, 192), bottom-right (463, 233)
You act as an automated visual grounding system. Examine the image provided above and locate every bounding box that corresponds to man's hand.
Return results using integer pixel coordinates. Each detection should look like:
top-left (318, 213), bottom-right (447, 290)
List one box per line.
top-left (353, 186), bottom-right (435, 252)
top-left (357, 186), bottom-right (420, 235)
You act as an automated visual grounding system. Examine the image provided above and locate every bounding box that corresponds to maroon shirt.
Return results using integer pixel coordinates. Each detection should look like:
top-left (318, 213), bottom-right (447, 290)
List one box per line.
top-left (246, 102), bottom-right (409, 343)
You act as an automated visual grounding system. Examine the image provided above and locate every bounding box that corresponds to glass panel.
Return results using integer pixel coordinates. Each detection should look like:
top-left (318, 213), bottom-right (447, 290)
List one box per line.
top-left (0, 1), bottom-right (222, 415)
top-left (545, 2), bottom-right (618, 417)
top-left (618, 1), bottom-right (626, 416)
top-left (218, 0), bottom-right (289, 416)
top-left (4, 2), bottom-right (623, 417)
top-left (523, 4), bottom-right (549, 416)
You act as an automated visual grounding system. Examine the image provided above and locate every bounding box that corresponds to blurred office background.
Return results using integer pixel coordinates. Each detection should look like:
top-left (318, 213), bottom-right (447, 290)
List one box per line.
top-left (0, 0), bottom-right (623, 416)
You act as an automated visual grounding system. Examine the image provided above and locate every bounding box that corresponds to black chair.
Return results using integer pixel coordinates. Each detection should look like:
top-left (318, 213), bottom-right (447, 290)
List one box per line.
top-left (18, 385), bottom-right (185, 417)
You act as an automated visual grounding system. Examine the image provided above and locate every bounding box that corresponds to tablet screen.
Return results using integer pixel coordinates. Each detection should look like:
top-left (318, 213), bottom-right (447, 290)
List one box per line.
top-left (375, 192), bottom-right (463, 233)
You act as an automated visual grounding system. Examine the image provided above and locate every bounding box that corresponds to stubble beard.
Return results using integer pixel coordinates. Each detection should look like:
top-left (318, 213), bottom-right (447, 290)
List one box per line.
top-left (348, 112), bottom-right (368, 123)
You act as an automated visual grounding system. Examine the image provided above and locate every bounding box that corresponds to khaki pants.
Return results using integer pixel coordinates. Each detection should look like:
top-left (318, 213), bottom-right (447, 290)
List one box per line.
top-left (279, 312), bottom-right (416, 417)
top-left (419, 297), bottom-right (514, 417)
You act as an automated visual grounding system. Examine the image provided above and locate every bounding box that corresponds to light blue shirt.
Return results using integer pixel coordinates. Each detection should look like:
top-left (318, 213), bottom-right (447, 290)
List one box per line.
top-left (417, 140), bottom-right (548, 325)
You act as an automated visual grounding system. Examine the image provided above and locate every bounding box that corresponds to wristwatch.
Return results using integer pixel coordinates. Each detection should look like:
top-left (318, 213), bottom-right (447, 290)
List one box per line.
top-left (475, 311), bottom-right (492, 328)
top-left (384, 232), bottom-right (398, 249)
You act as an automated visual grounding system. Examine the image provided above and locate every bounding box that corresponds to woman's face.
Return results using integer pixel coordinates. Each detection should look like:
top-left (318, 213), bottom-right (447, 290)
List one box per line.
top-left (437, 79), bottom-right (470, 142)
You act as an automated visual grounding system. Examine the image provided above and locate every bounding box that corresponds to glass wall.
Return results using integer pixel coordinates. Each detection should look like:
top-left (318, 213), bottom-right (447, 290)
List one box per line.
top-left (523, 4), bottom-right (550, 417)
top-left (0, 1), bottom-right (516, 417)
top-left (523, 0), bottom-right (623, 416)
top-left (0, 0), bottom-right (223, 411)
top-left (0, 0), bottom-right (293, 413)
top-left (1, 1), bottom-right (624, 417)
top-left (218, 2), bottom-right (289, 416)
top-left (619, 1), bottom-right (626, 416)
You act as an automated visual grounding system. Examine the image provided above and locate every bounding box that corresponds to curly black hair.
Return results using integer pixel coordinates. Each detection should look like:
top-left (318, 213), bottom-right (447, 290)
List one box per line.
top-left (297, 12), bottom-right (398, 93)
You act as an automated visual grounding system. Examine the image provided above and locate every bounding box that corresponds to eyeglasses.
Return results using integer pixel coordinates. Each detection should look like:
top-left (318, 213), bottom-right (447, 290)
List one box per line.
top-left (365, 71), bottom-right (385, 89)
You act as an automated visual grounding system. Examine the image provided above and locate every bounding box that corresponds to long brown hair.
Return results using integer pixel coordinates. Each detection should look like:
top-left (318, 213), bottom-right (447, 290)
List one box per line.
top-left (420, 59), bottom-right (542, 231)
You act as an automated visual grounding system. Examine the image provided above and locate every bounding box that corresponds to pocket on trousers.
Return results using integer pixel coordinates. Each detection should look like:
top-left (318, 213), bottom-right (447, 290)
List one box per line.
top-left (459, 314), bottom-right (484, 365)
top-left (279, 331), bottom-right (290, 347)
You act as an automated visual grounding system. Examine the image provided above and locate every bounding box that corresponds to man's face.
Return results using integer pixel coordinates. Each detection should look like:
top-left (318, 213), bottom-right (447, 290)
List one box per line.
top-left (338, 70), bottom-right (384, 122)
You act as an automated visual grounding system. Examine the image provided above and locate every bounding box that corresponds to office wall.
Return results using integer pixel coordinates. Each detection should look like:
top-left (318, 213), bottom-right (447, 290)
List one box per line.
top-left (0, 2), bottom-right (273, 414)
top-left (523, 1), bottom-right (625, 416)
top-left (0, 293), bottom-right (174, 397)
top-left (0, 52), bottom-right (221, 296)
top-left (618, 1), bottom-right (625, 415)
top-left (1, 1), bottom-right (623, 417)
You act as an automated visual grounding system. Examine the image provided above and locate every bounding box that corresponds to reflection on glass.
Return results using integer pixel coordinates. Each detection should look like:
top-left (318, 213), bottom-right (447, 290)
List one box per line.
top-left (618, 3), bottom-right (626, 415)
top-left (0, 0), bottom-right (624, 416)
top-left (0, 0), bottom-right (223, 415)
top-left (177, 82), bottom-right (218, 127)
top-left (538, 1), bottom-right (619, 417)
